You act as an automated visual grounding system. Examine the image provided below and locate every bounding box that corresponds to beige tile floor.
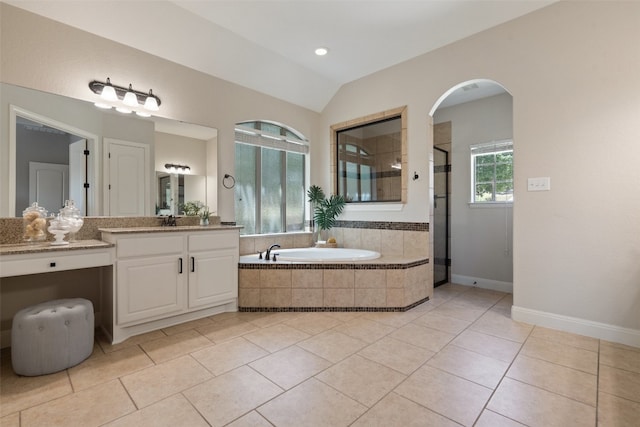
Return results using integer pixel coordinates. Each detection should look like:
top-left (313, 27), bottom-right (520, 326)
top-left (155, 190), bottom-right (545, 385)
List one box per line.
top-left (1, 283), bottom-right (639, 426)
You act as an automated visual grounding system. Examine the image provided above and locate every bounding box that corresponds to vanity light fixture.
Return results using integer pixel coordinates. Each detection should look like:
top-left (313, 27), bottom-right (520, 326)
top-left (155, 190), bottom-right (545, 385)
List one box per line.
top-left (89, 78), bottom-right (162, 115)
top-left (164, 163), bottom-right (191, 172)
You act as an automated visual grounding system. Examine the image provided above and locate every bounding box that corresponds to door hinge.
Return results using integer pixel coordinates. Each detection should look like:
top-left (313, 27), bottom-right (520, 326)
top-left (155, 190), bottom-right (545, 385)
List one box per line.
top-left (83, 183), bottom-right (90, 189)
top-left (83, 149), bottom-right (90, 156)
top-left (108, 184), bottom-right (111, 190)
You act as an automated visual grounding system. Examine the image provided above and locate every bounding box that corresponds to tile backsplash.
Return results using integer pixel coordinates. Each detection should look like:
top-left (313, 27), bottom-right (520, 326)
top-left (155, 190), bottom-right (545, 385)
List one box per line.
top-left (240, 221), bottom-right (429, 258)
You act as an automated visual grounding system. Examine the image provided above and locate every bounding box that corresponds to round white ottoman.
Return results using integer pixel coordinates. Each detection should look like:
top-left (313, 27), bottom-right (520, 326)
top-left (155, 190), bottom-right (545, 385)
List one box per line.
top-left (11, 298), bottom-right (94, 376)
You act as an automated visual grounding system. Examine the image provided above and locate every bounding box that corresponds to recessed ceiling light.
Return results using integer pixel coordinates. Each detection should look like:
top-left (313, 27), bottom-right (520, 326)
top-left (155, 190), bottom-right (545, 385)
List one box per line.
top-left (315, 47), bottom-right (328, 56)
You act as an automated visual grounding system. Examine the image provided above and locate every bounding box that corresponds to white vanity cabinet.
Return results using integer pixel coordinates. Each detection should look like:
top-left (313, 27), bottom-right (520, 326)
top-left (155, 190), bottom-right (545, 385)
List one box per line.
top-left (188, 232), bottom-right (238, 309)
top-left (114, 234), bottom-right (186, 325)
top-left (101, 227), bottom-right (240, 343)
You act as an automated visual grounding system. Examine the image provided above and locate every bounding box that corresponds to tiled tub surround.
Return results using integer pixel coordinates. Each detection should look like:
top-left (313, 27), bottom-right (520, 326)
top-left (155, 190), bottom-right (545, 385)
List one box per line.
top-left (239, 221), bottom-right (431, 311)
top-left (240, 221), bottom-right (429, 258)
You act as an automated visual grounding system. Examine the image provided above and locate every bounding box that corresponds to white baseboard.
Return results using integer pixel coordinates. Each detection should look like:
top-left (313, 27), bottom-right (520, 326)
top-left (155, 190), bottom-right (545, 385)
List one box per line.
top-left (451, 274), bottom-right (513, 293)
top-left (512, 305), bottom-right (640, 348)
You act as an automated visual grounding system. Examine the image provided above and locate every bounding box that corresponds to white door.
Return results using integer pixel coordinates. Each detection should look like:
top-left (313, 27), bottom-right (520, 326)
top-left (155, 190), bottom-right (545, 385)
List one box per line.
top-left (106, 139), bottom-right (149, 216)
top-left (69, 139), bottom-right (87, 215)
top-left (28, 161), bottom-right (68, 214)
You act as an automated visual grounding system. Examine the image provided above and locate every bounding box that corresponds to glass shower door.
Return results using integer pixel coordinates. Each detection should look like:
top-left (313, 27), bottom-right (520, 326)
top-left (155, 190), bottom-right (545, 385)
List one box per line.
top-left (433, 147), bottom-right (449, 287)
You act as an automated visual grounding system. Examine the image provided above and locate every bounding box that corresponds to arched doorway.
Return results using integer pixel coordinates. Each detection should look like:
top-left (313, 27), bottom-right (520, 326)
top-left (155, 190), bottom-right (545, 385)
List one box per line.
top-left (429, 79), bottom-right (514, 293)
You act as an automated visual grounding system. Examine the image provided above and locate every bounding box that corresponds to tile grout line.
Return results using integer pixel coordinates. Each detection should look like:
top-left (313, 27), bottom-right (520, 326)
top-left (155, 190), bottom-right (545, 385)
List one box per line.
top-left (469, 314), bottom-right (533, 426)
top-left (349, 287), bottom-right (511, 426)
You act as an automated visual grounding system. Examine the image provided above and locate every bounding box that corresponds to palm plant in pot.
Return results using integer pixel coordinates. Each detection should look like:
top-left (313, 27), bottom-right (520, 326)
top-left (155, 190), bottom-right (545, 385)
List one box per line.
top-left (307, 185), bottom-right (346, 245)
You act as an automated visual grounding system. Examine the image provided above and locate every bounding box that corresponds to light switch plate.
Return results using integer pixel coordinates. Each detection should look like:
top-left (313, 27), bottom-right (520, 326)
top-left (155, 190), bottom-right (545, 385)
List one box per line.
top-left (527, 177), bottom-right (551, 191)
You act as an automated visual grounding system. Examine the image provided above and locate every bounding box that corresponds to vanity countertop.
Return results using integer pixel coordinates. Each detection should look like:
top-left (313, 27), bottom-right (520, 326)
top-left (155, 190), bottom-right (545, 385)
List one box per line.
top-left (0, 239), bottom-right (114, 256)
top-left (98, 225), bottom-right (242, 234)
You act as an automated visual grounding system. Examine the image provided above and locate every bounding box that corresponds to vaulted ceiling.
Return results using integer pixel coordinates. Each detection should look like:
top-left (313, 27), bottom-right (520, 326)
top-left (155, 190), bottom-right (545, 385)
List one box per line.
top-left (6, 0), bottom-right (555, 111)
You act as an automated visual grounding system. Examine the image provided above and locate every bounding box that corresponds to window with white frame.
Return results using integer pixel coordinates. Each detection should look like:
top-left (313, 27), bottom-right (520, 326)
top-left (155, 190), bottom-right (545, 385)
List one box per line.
top-left (234, 121), bottom-right (308, 235)
top-left (470, 140), bottom-right (513, 203)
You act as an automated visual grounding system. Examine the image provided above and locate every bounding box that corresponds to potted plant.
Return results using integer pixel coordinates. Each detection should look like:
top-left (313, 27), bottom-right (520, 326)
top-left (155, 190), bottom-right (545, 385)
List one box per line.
top-left (179, 200), bottom-right (203, 216)
top-left (198, 205), bottom-right (210, 226)
top-left (307, 185), bottom-right (345, 244)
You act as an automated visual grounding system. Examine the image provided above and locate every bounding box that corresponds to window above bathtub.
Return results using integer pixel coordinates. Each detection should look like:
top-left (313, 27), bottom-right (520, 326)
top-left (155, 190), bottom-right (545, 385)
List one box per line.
top-left (331, 106), bottom-right (407, 204)
top-left (234, 121), bottom-right (308, 235)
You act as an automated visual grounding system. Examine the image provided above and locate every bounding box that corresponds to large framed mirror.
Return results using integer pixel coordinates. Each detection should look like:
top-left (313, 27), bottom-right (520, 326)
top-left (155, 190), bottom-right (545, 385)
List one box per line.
top-left (2, 83), bottom-right (218, 217)
top-left (331, 106), bottom-right (407, 204)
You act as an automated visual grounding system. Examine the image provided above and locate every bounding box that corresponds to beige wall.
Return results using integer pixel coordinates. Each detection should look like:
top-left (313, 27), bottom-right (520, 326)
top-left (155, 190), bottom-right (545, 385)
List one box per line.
top-left (2, 2), bottom-right (639, 344)
top-left (320, 2), bottom-right (640, 343)
top-left (0, 3), bottom-right (319, 223)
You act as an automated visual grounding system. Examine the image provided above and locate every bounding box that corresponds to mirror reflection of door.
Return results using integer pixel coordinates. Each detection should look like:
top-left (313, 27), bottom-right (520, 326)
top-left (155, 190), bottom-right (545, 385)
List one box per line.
top-left (106, 139), bottom-right (149, 217)
top-left (69, 139), bottom-right (88, 214)
top-left (28, 162), bottom-right (68, 213)
top-left (16, 116), bottom-right (88, 216)
top-left (157, 172), bottom-right (172, 214)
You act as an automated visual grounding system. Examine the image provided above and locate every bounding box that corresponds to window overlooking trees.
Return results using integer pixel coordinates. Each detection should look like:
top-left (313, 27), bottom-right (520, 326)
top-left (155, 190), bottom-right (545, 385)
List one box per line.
top-left (470, 140), bottom-right (513, 203)
top-left (234, 121), bottom-right (307, 235)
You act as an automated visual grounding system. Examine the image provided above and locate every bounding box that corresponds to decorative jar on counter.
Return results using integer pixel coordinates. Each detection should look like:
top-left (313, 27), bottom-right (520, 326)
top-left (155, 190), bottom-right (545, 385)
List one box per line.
top-left (22, 202), bottom-right (48, 244)
top-left (47, 213), bottom-right (72, 245)
top-left (60, 200), bottom-right (83, 241)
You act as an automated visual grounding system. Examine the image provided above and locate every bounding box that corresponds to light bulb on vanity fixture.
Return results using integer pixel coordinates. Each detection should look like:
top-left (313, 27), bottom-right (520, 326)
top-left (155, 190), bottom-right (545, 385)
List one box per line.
top-left (100, 77), bottom-right (118, 102)
top-left (122, 84), bottom-right (138, 107)
top-left (89, 78), bottom-right (162, 116)
top-left (143, 89), bottom-right (159, 111)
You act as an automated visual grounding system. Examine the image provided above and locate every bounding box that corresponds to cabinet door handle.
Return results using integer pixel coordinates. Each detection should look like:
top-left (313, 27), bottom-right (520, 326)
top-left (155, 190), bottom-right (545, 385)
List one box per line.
top-left (191, 256), bottom-right (195, 272)
top-left (178, 257), bottom-right (183, 274)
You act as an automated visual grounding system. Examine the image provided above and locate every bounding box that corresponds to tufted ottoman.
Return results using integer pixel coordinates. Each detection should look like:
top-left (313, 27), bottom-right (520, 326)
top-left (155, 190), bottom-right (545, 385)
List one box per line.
top-left (11, 298), bottom-right (94, 376)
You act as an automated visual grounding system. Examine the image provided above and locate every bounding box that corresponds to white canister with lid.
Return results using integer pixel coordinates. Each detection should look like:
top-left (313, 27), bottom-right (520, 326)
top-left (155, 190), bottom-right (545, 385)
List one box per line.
top-left (60, 200), bottom-right (84, 241)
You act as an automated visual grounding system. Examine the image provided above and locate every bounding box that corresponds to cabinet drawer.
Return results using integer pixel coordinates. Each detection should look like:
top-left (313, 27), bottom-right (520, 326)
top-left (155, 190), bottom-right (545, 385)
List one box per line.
top-left (1, 250), bottom-right (112, 277)
top-left (117, 235), bottom-right (184, 258)
top-left (189, 231), bottom-right (238, 252)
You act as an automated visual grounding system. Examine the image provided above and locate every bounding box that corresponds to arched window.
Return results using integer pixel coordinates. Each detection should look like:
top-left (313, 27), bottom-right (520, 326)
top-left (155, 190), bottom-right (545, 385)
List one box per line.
top-left (234, 121), bottom-right (308, 234)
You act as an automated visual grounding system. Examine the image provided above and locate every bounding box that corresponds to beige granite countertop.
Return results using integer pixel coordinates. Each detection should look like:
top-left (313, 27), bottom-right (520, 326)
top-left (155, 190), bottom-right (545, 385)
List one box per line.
top-left (0, 239), bottom-right (114, 256)
top-left (99, 225), bottom-right (243, 234)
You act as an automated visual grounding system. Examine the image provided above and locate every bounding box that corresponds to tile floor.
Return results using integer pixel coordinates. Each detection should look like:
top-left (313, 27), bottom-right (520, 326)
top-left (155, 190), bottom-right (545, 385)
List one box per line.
top-left (1, 283), bottom-right (639, 426)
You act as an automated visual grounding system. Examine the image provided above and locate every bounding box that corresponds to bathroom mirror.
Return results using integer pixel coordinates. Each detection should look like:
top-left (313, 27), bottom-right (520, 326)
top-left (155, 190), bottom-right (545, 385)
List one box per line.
top-left (331, 106), bottom-right (407, 204)
top-left (2, 83), bottom-right (218, 217)
top-left (156, 172), bottom-right (206, 215)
